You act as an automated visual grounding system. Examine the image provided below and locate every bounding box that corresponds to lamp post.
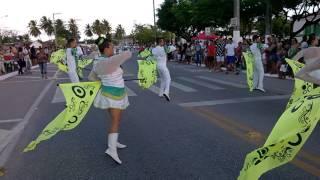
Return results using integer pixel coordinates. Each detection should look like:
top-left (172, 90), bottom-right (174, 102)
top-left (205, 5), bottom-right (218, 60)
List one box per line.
top-left (233, 0), bottom-right (240, 43)
top-left (52, 13), bottom-right (62, 47)
top-left (153, 0), bottom-right (157, 45)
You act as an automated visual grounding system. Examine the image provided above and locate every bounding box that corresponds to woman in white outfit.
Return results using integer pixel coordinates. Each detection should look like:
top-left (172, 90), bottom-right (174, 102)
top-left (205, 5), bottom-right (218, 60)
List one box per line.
top-left (152, 38), bottom-right (171, 101)
top-left (250, 35), bottom-right (266, 92)
top-left (89, 37), bottom-right (132, 164)
top-left (66, 38), bottom-right (80, 83)
top-left (294, 34), bottom-right (320, 85)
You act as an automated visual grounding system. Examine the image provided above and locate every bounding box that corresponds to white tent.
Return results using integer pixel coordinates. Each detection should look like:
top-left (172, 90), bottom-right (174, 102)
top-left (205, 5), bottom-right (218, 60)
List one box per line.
top-left (30, 41), bottom-right (42, 49)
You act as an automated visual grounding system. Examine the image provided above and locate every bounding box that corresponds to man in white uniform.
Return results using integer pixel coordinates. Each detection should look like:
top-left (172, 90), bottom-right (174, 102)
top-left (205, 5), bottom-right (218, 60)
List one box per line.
top-left (152, 38), bottom-right (171, 101)
top-left (250, 35), bottom-right (265, 92)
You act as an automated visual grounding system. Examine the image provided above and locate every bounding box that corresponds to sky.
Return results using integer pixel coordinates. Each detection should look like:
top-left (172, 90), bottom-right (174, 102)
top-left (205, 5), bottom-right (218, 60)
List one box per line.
top-left (0, 0), bottom-right (164, 41)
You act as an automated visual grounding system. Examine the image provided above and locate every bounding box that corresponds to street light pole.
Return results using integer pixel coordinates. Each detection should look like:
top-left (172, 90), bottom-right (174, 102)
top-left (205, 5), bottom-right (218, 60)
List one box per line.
top-left (233, 0), bottom-right (241, 43)
top-left (53, 13), bottom-right (62, 48)
top-left (153, 0), bottom-right (157, 45)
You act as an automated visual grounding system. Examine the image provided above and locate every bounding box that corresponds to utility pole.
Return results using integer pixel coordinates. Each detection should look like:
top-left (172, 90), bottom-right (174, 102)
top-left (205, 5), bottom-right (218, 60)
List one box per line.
top-left (153, 0), bottom-right (157, 45)
top-left (233, 0), bottom-right (241, 43)
top-left (53, 13), bottom-right (62, 48)
top-left (265, 0), bottom-right (272, 42)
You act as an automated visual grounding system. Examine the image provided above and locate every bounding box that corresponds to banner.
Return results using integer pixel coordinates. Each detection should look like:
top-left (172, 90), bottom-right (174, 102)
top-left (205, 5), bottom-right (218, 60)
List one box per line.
top-left (137, 60), bottom-right (157, 89)
top-left (285, 59), bottom-right (315, 109)
top-left (243, 52), bottom-right (255, 91)
top-left (23, 81), bottom-right (101, 152)
top-left (50, 49), bottom-right (68, 73)
top-left (238, 87), bottom-right (320, 180)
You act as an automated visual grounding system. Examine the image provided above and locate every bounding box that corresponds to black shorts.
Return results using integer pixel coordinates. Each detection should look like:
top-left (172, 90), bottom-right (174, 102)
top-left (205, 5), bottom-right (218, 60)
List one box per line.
top-left (207, 56), bottom-right (215, 62)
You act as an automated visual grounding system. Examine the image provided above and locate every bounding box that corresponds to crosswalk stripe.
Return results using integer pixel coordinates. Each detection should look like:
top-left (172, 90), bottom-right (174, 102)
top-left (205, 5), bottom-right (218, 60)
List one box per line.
top-left (178, 77), bottom-right (224, 90)
top-left (148, 85), bottom-right (160, 95)
top-left (126, 86), bottom-right (137, 96)
top-left (171, 81), bottom-right (197, 92)
top-left (0, 119), bottom-right (23, 124)
top-left (51, 88), bottom-right (65, 103)
top-left (197, 76), bottom-right (247, 88)
top-left (0, 129), bottom-right (10, 145)
top-left (179, 95), bottom-right (290, 107)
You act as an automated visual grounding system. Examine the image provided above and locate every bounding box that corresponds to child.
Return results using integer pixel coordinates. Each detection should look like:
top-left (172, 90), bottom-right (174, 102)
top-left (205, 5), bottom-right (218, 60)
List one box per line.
top-left (279, 61), bottom-right (288, 79)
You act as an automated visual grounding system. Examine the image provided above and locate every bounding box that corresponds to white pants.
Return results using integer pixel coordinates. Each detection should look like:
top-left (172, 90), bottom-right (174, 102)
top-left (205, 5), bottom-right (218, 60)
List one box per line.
top-left (157, 65), bottom-right (171, 96)
top-left (253, 58), bottom-right (264, 89)
top-left (68, 70), bottom-right (80, 83)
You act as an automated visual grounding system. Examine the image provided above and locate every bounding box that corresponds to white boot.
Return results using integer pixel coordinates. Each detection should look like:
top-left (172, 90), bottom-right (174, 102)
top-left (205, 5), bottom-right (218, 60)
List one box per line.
top-left (105, 133), bottom-right (122, 164)
top-left (117, 142), bottom-right (127, 149)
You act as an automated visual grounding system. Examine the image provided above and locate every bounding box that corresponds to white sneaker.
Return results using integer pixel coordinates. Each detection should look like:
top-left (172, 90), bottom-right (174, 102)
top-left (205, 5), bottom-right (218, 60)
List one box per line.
top-left (257, 88), bottom-right (266, 93)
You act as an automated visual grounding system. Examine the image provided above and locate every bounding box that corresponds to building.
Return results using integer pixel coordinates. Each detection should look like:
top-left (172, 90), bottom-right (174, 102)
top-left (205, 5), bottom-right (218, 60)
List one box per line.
top-left (293, 12), bottom-right (320, 39)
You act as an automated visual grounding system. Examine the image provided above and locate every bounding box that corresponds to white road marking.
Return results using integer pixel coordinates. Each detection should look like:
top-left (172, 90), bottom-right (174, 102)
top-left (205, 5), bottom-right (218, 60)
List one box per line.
top-left (197, 76), bottom-right (247, 88)
top-left (51, 87), bottom-right (65, 103)
top-left (0, 129), bottom-right (10, 146)
top-left (179, 95), bottom-right (290, 107)
top-left (0, 70), bottom-right (59, 166)
top-left (0, 119), bottom-right (23, 124)
top-left (178, 77), bottom-right (224, 90)
top-left (171, 81), bottom-right (197, 92)
top-left (126, 86), bottom-right (137, 96)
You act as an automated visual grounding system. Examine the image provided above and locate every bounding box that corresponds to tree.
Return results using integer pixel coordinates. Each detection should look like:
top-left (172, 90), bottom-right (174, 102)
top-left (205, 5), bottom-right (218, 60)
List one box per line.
top-left (40, 16), bottom-right (54, 37)
top-left (102, 19), bottom-right (112, 39)
top-left (92, 19), bottom-right (103, 36)
top-left (28, 20), bottom-right (41, 38)
top-left (55, 19), bottom-right (71, 39)
top-left (84, 24), bottom-right (93, 38)
top-left (115, 24), bottom-right (125, 40)
top-left (68, 18), bottom-right (80, 39)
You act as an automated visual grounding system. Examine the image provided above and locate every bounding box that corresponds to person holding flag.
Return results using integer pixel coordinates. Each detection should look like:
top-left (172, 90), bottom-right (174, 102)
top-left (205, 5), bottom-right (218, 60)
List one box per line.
top-left (250, 35), bottom-right (266, 92)
top-left (88, 37), bottom-right (132, 164)
top-left (152, 38), bottom-right (171, 101)
top-left (66, 38), bottom-right (80, 83)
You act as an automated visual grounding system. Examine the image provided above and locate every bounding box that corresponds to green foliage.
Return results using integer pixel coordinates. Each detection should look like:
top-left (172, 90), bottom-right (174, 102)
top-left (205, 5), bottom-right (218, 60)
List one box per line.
top-left (28, 20), bottom-right (41, 38)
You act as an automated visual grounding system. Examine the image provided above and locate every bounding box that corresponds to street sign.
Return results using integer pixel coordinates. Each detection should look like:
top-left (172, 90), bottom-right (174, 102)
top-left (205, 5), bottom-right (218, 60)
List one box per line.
top-left (230, 17), bottom-right (238, 27)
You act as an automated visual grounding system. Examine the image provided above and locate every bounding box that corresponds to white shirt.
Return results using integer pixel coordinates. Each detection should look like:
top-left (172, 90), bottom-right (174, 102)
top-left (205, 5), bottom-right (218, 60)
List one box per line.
top-left (152, 45), bottom-right (167, 66)
top-left (250, 43), bottom-right (262, 60)
top-left (66, 48), bottom-right (77, 73)
top-left (225, 43), bottom-right (236, 56)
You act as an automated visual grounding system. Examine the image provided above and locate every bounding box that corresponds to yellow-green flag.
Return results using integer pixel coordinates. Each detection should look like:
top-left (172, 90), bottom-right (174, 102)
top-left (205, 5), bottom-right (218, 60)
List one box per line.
top-left (137, 60), bottom-right (157, 89)
top-left (238, 87), bottom-right (320, 180)
top-left (286, 59), bottom-right (314, 109)
top-left (23, 81), bottom-right (101, 152)
top-left (139, 49), bottom-right (152, 59)
top-left (243, 52), bottom-right (255, 91)
top-left (77, 58), bottom-right (93, 79)
top-left (50, 49), bottom-right (68, 73)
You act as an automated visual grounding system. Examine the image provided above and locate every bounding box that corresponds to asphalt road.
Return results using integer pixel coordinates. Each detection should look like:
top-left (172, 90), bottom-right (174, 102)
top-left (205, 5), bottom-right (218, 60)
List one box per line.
top-left (0, 54), bottom-right (319, 180)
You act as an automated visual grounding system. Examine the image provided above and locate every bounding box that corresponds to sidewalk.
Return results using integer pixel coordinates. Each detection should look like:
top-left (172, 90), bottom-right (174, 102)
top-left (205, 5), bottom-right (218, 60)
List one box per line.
top-left (0, 65), bottom-right (40, 81)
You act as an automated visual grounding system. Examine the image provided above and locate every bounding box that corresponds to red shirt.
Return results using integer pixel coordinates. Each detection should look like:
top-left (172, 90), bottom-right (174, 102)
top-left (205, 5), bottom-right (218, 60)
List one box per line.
top-left (207, 45), bottom-right (216, 57)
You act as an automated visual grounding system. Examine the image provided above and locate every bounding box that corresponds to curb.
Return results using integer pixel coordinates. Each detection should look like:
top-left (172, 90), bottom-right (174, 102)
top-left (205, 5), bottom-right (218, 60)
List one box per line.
top-left (0, 65), bottom-right (39, 81)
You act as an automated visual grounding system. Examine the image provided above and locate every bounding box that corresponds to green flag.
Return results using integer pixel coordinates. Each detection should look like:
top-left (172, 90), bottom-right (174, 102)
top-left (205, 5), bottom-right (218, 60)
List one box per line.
top-left (243, 52), bottom-right (255, 91)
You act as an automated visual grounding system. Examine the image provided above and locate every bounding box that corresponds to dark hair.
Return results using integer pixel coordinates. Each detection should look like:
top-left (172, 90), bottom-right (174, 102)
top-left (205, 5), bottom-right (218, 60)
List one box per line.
top-left (252, 35), bottom-right (259, 42)
top-left (67, 38), bottom-right (76, 48)
top-left (95, 37), bottom-right (111, 53)
top-left (302, 35), bottom-right (308, 41)
top-left (18, 47), bottom-right (23, 52)
top-left (156, 38), bottom-right (164, 45)
top-left (308, 33), bottom-right (316, 45)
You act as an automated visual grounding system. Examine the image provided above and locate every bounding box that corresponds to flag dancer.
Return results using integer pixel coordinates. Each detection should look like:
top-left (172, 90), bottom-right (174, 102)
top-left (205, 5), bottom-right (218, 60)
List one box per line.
top-left (152, 38), bottom-right (171, 101)
top-left (250, 35), bottom-right (266, 92)
top-left (89, 37), bottom-right (132, 164)
top-left (66, 38), bottom-right (80, 83)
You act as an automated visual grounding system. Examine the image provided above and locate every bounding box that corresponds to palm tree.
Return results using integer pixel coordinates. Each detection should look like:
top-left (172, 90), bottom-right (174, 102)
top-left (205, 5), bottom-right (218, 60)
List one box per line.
top-left (68, 18), bottom-right (79, 39)
top-left (102, 19), bottom-right (112, 35)
top-left (92, 19), bottom-right (103, 36)
top-left (54, 19), bottom-right (70, 39)
top-left (40, 16), bottom-right (54, 37)
top-left (28, 20), bottom-right (41, 38)
top-left (84, 24), bottom-right (93, 38)
top-left (115, 24), bottom-right (125, 40)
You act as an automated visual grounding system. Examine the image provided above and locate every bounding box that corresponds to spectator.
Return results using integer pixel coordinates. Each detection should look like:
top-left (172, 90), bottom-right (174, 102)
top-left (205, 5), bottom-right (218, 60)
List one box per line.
top-left (17, 47), bottom-right (26, 75)
top-left (0, 49), bottom-right (6, 75)
top-left (225, 38), bottom-right (237, 74)
top-left (30, 46), bottom-right (37, 65)
top-left (268, 37), bottom-right (278, 74)
top-left (185, 44), bottom-right (193, 65)
top-left (195, 41), bottom-right (202, 67)
top-left (215, 38), bottom-right (225, 72)
top-left (37, 48), bottom-right (48, 79)
top-left (288, 38), bottom-right (300, 58)
top-left (23, 46), bottom-right (32, 73)
top-left (207, 40), bottom-right (216, 71)
top-left (300, 35), bottom-right (308, 49)
top-left (235, 41), bottom-right (243, 74)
